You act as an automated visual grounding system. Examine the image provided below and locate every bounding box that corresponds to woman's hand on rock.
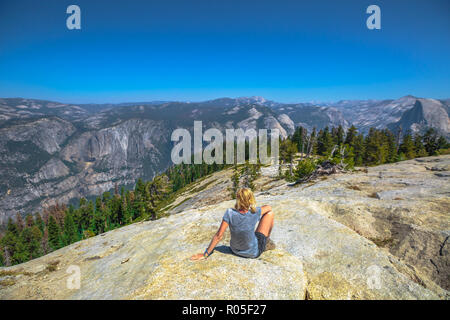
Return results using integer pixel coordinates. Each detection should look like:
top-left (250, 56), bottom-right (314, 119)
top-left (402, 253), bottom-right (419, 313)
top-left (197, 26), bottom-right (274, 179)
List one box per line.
top-left (190, 253), bottom-right (205, 261)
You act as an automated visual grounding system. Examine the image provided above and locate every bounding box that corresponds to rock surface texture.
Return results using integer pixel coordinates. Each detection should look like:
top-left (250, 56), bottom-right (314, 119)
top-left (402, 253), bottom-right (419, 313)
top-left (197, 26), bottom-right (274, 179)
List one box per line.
top-left (1, 156), bottom-right (449, 300)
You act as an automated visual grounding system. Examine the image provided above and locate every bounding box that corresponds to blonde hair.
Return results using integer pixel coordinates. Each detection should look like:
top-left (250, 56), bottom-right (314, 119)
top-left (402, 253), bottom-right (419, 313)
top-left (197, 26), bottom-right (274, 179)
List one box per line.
top-left (235, 188), bottom-right (257, 213)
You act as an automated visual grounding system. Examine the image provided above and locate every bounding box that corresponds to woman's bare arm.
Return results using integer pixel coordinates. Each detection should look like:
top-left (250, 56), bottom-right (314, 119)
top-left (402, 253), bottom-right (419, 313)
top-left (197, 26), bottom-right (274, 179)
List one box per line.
top-left (260, 205), bottom-right (272, 216)
top-left (190, 220), bottom-right (229, 261)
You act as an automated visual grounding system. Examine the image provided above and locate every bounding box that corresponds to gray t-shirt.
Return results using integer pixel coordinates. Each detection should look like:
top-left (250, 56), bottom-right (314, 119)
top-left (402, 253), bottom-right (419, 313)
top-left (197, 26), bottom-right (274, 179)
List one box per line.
top-left (223, 207), bottom-right (262, 258)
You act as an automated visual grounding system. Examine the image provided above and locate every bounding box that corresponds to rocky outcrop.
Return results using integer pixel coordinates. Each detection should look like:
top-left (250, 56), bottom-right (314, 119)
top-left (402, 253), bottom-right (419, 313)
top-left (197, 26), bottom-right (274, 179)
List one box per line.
top-left (389, 99), bottom-right (450, 138)
top-left (277, 114), bottom-right (295, 135)
top-left (0, 156), bottom-right (448, 299)
top-left (30, 158), bottom-right (70, 183)
top-left (0, 117), bottom-right (77, 225)
top-left (277, 155), bottom-right (450, 295)
top-left (271, 104), bottom-right (349, 132)
top-left (332, 96), bottom-right (450, 138)
top-left (0, 117), bottom-right (76, 155)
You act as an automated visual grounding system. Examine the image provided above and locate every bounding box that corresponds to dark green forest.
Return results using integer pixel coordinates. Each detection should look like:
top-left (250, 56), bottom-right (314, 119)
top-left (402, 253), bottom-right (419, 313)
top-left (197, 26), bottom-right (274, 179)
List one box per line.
top-left (0, 125), bottom-right (448, 267)
top-left (280, 126), bottom-right (449, 181)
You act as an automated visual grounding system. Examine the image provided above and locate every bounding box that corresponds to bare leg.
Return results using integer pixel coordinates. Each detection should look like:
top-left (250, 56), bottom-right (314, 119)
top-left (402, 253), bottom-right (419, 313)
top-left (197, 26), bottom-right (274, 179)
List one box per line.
top-left (256, 211), bottom-right (274, 237)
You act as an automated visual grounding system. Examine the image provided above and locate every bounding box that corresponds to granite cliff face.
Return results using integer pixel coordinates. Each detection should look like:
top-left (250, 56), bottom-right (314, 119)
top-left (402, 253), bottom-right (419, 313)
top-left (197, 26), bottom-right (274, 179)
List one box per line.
top-left (388, 98), bottom-right (450, 138)
top-left (0, 156), bottom-right (448, 299)
top-left (0, 117), bottom-right (172, 226)
top-left (332, 96), bottom-right (450, 138)
top-left (271, 103), bottom-right (349, 132)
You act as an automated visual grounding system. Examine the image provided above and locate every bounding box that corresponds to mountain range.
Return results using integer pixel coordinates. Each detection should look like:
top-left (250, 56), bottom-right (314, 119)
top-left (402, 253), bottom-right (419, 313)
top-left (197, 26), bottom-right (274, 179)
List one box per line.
top-left (0, 95), bottom-right (449, 226)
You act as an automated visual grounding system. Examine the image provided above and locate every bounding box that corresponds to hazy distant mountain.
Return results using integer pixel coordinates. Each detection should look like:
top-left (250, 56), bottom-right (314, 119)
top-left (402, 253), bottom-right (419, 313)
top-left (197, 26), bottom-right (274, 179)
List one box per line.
top-left (0, 95), bottom-right (448, 225)
top-left (272, 103), bottom-right (349, 132)
top-left (203, 96), bottom-right (281, 107)
top-left (0, 98), bottom-right (91, 125)
top-left (329, 95), bottom-right (450, 138)
top-left (387, 98), bottom-right (450, 137)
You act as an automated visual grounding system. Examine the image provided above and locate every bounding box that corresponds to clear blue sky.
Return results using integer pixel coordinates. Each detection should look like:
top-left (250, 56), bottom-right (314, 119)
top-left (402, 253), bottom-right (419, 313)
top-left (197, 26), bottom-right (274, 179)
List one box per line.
top-left (0, 0), bottom-right (449, 103)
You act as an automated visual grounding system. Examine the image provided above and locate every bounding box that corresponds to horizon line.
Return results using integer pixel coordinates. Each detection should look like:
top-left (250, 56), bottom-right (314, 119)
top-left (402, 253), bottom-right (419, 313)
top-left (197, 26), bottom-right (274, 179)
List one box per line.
top-left (1, 94), bottom-right (447, 106)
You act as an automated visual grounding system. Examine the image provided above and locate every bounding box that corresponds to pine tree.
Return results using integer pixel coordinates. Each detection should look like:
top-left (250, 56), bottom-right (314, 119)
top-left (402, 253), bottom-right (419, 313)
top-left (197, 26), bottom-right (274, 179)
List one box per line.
top-left (341, 145), bottom-right (355, 168)
top-left (6, 217), bottom-right (19, 237)
top-left (292, 126), bottom-right (307, 155)
top-left (413, 134), bottom-right (427, 157)
top-left (0, 247), bottom-right (4, 267)
top-left (145, 176), bottom-right (169, 220)
top-left (384, 129), bottom-right (398, 163)
top-left (35, 212), bottom-right (45, 233)
top-left (241, 163), bottom-right (259, 190)
top-left (364, 128), bottom-right (388, 165)
top-left (437, 136), bottom-right (449, 150)
top-left (230, 164), bottom-right (240, 199)
top-left (353, 133), bottom-right (365, 166)
top-left (294, 158), bottom-right (317, 180)
top-left (423, 128), bottom-right (438, 155)
top-left (25, 214), bottom-right (34, 228)
top-left (78, 198), bottom-right (94, 231)
top-left (122, 198), bottom-right (132, 225)
top-left (309, 127), bottom-right (317, 155)
top-left (277, 160), bottom-right (283, 179)
top-left (132, 188), bottom-right (146, 221)
top-left (63, 212), bottom-right (78, 245)
top-left (345, 125), bottom-right (358, 147)
top-left (22, 226), bottom-right (42, 259)
top-left (399, 134), bottom-right (416, 159)
top-left (317, 127), bottom-right (334, 156)
top-left (48, 216), bottom-right (62, 251)
top-left (89, 207), bottom-right (105, 235)
top-left (91, 197), bottom-right (107, 234)
top-left (12, 235), bottom-right (28, 264)
top-left (3, 246), bottom-right (11, 267)
top-left (41, 228), bottom-right (49, 255)
top-left (15, 213), bottom-right (24, 232)
top-left (30, 226), bottom-right (43, 258)
top-left (0, 218), bottom-right (19, 266)
top-left (335, 125), bottom-right (345, 146)
top-left (135, 178), bottom-right (146, 195)
top-left (280, 139), bottom-right (298, 177)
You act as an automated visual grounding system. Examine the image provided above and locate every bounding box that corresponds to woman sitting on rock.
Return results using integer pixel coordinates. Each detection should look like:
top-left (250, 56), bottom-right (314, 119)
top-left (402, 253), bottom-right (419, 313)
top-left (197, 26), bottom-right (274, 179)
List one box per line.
top-left (190, 188), bottom-right (275, 261)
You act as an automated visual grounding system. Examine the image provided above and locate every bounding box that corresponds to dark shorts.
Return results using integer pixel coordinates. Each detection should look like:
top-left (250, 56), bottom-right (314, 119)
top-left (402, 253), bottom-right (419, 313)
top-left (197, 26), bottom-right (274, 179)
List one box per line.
top-left (255, 231), bottom-right (267, 258)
